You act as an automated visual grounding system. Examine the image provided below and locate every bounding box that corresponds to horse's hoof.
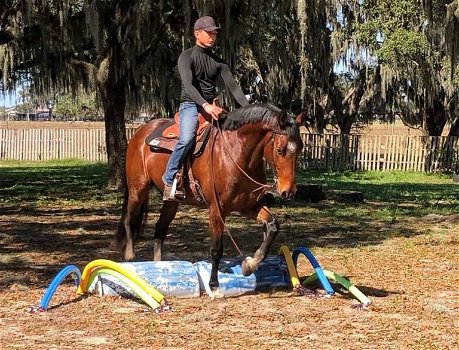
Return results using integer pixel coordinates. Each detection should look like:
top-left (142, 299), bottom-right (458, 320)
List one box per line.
top-left (241, 257), bottom-right (255, 276)
top-left (209, 287), bottom-right (225, 300)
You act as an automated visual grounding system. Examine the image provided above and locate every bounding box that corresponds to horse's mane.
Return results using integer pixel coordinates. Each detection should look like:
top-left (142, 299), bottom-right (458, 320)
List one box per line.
top-left (219, 104), bottom-right (300, 140)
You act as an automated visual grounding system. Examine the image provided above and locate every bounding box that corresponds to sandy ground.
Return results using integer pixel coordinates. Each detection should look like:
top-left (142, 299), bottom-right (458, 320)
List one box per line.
top-left (0, 199), bottom-right (458, 349)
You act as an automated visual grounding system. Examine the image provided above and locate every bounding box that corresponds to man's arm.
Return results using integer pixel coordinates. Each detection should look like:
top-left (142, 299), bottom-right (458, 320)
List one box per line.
top-left (220, 64), bottom-right (249, 107)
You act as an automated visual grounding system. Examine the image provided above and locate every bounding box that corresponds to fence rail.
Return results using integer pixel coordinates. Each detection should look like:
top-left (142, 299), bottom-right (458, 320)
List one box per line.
top-left (0, 128), bottom-right (108, 162)
top-left (1, 127), bottom-right (458, 172)
top-left (301, 134), bottom-right (459, 172)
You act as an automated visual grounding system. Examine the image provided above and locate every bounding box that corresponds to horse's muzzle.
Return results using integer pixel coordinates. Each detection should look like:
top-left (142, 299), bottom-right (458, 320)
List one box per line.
top-left (279, 184), bottom-right (296, 199)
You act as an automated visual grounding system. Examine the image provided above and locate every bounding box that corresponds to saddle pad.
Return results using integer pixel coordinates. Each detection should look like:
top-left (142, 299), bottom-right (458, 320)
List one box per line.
top-left (146, 122), bottom-right (212, 156)
top-left (145, 119), bottom-right (174, 146)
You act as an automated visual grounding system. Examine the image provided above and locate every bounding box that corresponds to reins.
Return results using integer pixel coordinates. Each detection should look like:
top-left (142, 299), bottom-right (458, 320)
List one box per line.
top-left (216, 121), bottom-right (273, 197)
top-left (209, 121), bottom-right (242, 256)
top-left (208, 118), bottom-right (275, 256)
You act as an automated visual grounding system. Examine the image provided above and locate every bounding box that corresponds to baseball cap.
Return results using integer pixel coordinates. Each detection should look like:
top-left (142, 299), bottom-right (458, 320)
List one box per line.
top-left (194, 16), bottom-right (220, 31)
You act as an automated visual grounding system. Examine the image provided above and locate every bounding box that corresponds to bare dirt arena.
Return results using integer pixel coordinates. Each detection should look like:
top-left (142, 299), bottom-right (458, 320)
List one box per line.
top-left (0, 120), bottom-right (458, 349)
top-left (0, 192), bottom-right (458, 349)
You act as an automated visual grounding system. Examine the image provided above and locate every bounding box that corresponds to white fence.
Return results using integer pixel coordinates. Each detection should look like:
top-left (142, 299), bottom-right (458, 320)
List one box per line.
top-left (1, 127), bottom-right (458, 172)
top-left (301, 134), bottom-right (459, 172)
top-left (0, 128), bottom-right (108, 162)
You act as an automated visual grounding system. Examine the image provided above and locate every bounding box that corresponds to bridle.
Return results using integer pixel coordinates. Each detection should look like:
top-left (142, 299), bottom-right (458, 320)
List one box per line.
top-left (214, 122), bottom-right (275, 197)
top-left (267, 126), bottom-right (294, 190)
top-left (208, 121), bottom-right (288, 255)
top-left (212, 121), bottom-right (293, 197)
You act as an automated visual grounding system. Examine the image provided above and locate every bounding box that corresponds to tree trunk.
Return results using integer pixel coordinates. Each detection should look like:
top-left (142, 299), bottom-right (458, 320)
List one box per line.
top-left (103, 86), bottom-right (127, 190)
top-left (337, 84), bottom-right (363, 134)
top-left (98, 56), bottom-right (127, 191)
top-left (448, 115), bottom-right (459, 137)
top-left (423, 97), bottom-right (447, 136)
top-left (338, 113), bottom-right (356, 134)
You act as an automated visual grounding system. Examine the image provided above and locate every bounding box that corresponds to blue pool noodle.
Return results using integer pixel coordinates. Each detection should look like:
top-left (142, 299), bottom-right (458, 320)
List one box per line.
top-left (39, 264), bottom-right (81, 310)
top-left (291, 246), bottom-right (334, 295)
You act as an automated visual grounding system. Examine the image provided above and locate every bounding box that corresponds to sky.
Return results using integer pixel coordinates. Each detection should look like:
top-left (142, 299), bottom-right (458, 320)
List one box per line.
top-left (0, 92), bottom-right (18, 108)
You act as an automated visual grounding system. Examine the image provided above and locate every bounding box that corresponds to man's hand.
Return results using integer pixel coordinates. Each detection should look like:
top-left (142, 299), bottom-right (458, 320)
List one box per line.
top-left (203, 102), bottom-right (223, 121)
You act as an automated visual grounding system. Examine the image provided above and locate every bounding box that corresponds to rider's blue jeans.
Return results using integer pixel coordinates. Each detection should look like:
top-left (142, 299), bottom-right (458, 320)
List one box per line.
top-left (162, 102), bottom-right (199, 186)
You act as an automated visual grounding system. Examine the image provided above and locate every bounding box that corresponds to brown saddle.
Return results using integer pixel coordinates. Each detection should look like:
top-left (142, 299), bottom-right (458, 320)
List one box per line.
top-left (145, 112), bottom-right (212, 156)
top-left (145, 112), bottom-right (213, 203)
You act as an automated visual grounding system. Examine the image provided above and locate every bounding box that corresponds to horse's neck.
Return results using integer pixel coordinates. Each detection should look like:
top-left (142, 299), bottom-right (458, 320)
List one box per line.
top-left (219, 127), bottom-right (271, 166)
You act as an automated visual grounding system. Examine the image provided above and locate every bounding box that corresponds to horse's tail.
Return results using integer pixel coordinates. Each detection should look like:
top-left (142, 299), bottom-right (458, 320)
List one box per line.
top-left (115, 186), bottom-right (149, 253)
top-left (115, 186), bottom-right (130, 253)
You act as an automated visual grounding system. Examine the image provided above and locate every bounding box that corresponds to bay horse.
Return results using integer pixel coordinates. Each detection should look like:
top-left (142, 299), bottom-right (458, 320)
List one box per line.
top-left (116, 103), bottom-right (303, 297)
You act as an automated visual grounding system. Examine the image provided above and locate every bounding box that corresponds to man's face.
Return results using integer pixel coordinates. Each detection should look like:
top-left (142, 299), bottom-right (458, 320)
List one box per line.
top-left (195, 29), bottom-right (218, 48)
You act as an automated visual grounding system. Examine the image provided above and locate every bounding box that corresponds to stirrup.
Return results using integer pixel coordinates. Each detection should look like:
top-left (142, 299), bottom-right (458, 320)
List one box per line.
top-left (171, 177), bottom-right (186, 200)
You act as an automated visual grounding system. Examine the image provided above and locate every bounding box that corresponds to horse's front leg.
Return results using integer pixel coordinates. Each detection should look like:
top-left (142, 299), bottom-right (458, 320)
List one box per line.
top-left (241, 205), bottom-right (279, 276)
top-left (153, 201), bottom-right (179, 261)
top-left (208, 204), bottom-right (225, 298)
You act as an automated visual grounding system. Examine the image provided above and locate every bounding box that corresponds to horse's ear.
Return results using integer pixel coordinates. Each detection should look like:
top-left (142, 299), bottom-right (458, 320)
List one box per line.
top-left (295, 112), bottom-right (304, 126)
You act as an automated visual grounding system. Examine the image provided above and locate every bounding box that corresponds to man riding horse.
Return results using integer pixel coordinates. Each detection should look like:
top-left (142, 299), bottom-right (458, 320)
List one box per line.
top-left (162, 15), bottom-right (249, 201)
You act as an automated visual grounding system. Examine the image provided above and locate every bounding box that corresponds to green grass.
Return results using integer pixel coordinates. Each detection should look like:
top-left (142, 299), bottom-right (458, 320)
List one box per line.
top-left (1, 160), bottom-right (459, 220)
top-left (298, 170), bottom-right (459, 217)
top-left (0, 159), bottom-right (116, 207)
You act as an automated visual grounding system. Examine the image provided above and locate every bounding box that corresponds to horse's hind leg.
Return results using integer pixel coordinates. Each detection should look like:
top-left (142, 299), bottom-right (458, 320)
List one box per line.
top-left (241, 205), bottom-right (279, 276)
top-left (117, 184), bottom-right (150, 261)
top-left (153, 201), bottom-right (179, 261)
top-left (132, 195), bottom-right (149, 241)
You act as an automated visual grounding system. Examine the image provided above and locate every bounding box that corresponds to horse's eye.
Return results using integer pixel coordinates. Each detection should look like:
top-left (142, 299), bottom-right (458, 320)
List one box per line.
top-left (276, 147), bottom-right (285, 156)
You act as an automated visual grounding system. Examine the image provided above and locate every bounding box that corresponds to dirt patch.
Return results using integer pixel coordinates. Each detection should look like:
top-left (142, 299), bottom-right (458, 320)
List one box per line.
top-left (0, 198), bottom-right (458, 349)
top-left (0, 120), bottom-right (104, 129)
top-left (1, 120), bottom-right (423, 135)
top-left (0, 121), bottom-right (142, 130)
top-left (362, 121), bottom-right (424, 136)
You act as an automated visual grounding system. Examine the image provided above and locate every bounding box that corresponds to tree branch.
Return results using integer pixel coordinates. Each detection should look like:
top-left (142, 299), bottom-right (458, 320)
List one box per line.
top-left (69, 58), bottom-right (97, 77)
top-left (0, 29), bottom-right (15, 45)
top-left (136, 10), bottom-right (178, 64)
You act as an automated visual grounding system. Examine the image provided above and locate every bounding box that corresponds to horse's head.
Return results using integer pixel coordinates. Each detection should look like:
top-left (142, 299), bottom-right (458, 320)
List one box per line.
top-left (221, 104), bottom-right (303, 199)
top-left (264, 113), bottom-right (304, 199)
